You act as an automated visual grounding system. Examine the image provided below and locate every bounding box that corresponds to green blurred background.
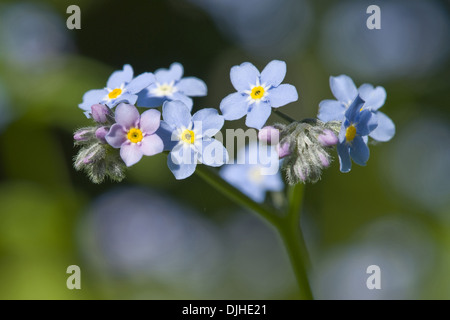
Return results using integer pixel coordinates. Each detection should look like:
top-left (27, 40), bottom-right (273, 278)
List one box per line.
top-left (0, 0), bottom-right (449, 299)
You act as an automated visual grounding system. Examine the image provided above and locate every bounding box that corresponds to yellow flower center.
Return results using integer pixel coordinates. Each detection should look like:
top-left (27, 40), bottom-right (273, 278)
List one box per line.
top-left (248, 166), bottom-right (263, 183)
top-left (345, 124), bottom-right (357, 142)
top-left (108, 88), bottom-right (123, 100)
top-left (180, 129), bottom-right (195, 144)
top-left (250, 86), bottom-right (265, 100)
top-left (159, 84), bottom-right (173, 94)
top-left (127, 128), bottom-right (143, 143)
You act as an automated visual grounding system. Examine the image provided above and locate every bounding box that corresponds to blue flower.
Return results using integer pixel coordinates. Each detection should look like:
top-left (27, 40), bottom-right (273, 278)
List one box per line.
top-left (337, 95), bottom-right (378, 173)
top-left (220, 60), bottom-right (298, 129)
top-left (79, 64), bottom-right (155, 118)
top-left (137, 62), bottom-right (207, 110)
top-left (318, 75), bottom-right (395, 142)
top-left (158, 100), bottom-right (228, 180)
top-left (220, 143), bottom-right (284, 203)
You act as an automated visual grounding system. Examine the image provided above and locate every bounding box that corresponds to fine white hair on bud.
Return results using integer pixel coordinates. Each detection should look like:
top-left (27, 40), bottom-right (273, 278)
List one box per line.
top-left (274, 119), bottom-right (341, 184)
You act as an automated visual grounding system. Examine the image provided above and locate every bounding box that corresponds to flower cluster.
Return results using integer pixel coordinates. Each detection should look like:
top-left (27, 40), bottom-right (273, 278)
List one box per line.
top-left (74, 61), bottom-right (395, 201)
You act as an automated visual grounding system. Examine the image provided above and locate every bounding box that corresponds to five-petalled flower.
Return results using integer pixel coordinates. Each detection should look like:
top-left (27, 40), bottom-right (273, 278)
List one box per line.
top-left (336, 95), bottom-right (378, 173)
top-left (220, 60), bottom-right (298, 129)
top-left (105, 103), bottom-right (164, 167)
top-left (318, 75), bottom-right (395, 142)
top-left (157, 100), bottom-right (228, 180)
top-left (137, 62), bottom-right (207, 110)
top-left (79, 64), bottom-right (155, 117)
top-left (220, 143), bottom-right (284, 203)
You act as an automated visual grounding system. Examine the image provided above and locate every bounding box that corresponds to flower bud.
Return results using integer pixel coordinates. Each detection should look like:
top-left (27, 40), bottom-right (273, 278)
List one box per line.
top-left (277, 142), bottom-right (291, 159)
top-left (91, 104), bottom-right (110, 123)
top-left (95, 126), bottom-right (109, 143)
top-left (318, 129), bottom-right (338, 147)
top-left (74, 129), bottom-right (90, 141)
top-left (258, 126), bottom-right (279, 145)
top-left (318, 153), bottom-right (330, 167)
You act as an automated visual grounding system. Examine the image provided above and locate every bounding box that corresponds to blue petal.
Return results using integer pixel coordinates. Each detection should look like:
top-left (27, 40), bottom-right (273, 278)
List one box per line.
top-left (349, 136), bottom-right (370, 166)
top-left (344, 95), bottom-right (365, 122)
top-left (337, 142), bottom-right (352, 173)
top-left (263, 171), bottom-right (284, 191)
top-left (192, 108), bottom-right (224, 137)
top-left (162, 100), bottom-right (192, 128)
top-left (106, 93), bottom-right (137, 108)
top-left (330, 75), bottom-right (357, 105)
top-left (136, 90), bottom-right (165, 108)
top-left (79, 89), bottom-right (107, 113)
top-left (318, 100), bottom-right (346, 122)
top-left (220, 92), bottom-right (249, 120)
top-left (155, 62), bottom-right (184, 84)
top-left (260, 60), bottom-right (286, 88)
top-left (358, 84), bottom-right (386, 111)
top-left (200, 139), bottom-right (229, 167)
top-left (338, 123), bottom-right (347, 143)
top-left (245, 101), bottom-right (271, 129)
top-left (230, 62), bottom-right (260, 92)
top-left (267, 84), bottom-right (298, 108)
top-left (177, 77), bottom-right (207, 96)
top-left (107, 64), bottom-right (133, 89)
top-left (126, 72), bottom-right (155, 94)
top-left (220, 164), bottom-right (266, 203)
top-left (355, 109), bottom-right (375, 136)
top-left (171, 92), bottom-right (193, 110)
top-left (369, 111), bottom-right (395, 142)
top-left (156, 121), bottom-right (178, 151)
top-left (168, 146), bottom-right (197, 180)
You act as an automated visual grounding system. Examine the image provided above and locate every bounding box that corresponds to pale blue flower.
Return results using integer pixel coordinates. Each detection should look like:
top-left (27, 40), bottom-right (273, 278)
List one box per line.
top-left (137, 62), bottom-right (207, 110)
top-left (79, 64), bottom-right (155, 117)
top-left (220, 143), bottom-right (284, 203)
top-left (158, 101), bottom-right (228, 180)
top-left (318, 75), bottom-right (395, 142)
top-left (220, 60), bottom-right (298, 129)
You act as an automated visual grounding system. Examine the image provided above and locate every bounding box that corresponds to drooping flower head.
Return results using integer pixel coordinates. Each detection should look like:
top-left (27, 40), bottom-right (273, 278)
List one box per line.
top-left (337, 95), bottom-right (378, 173)
top-left (158, 100), bottom-right (228, 180)
top-left (220, 60), bottom-right (298, 129)
top-left (318, 75), bottom-right (395, 142)
top-left (79, 64), bottom-right (155, 117)
top-left (105, 103), bottom-right (164, 167)
top-left (220, 143), bottom-right (284, 203)
top-left (137, 62), bottom-right (207, 110)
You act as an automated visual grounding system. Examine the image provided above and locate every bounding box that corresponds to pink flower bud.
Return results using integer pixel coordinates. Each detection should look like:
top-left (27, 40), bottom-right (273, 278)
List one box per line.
top-left (277, 142), bottom-right (291, 159)
top-left (74, 129), bottom-right (90, 141)
top-left (318, 153), bottom-right (330, 167)
top-left (318, 129), bottom-right (338, 146)
top-left (258, 126), bottom-right (279, 145)
top-left (91, 104), bottom-right (110, 123)
top-left (95, 126), bottom-right (109, 143)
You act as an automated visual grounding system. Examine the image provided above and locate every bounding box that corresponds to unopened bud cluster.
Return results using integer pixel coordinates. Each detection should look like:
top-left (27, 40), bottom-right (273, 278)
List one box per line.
top-left (272, 119), bottom-right (341, 184)
top-left (73, 104), bottom-right (126, 183)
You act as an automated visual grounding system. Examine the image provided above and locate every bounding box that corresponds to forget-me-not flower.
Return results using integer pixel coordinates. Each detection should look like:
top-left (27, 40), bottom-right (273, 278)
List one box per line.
top-left (318, 75), bottom-right (395, 142)
top-left (105, 103), bottom-right (164, 167)
top-left (220, 60), bottom-right (298, 129)
top-left (79, 64), bottom-right (155, 117)
top-left (220, 143), bottom-right (284, 203)
top-left (137, 62), bottom-right (207, 110)
top-left (158, 100), bottom-right (228, 180)
top-left (337, 95), bottom-right (378, 173)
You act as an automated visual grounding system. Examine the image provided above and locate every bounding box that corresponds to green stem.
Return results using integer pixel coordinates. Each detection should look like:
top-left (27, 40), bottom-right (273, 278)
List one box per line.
top-left (273, 110), bottom-right (297, 123)
top-left (277, 183), bottom-right (313, 299)
top-left (195, 165), bottom-right (313, 299)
